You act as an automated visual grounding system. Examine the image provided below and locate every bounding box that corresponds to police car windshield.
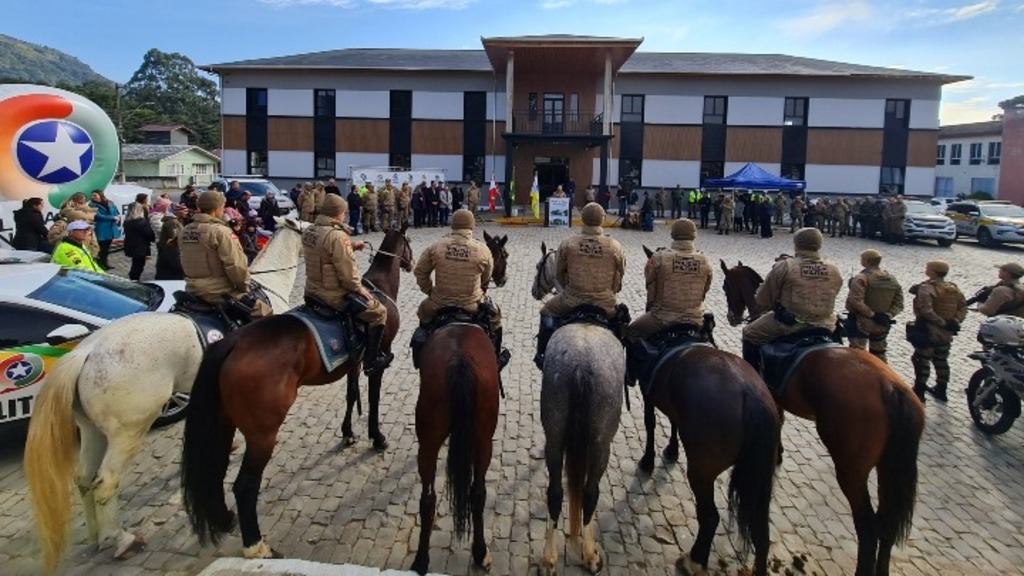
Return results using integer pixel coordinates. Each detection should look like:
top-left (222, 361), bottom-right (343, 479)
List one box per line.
top-left (233, 182), bottom-right (279, 198)
top-left (905, 202), bottom-right (939, 215)
top-left (980, 204), bottom-right (1024, 218)
top-left (27, 269), bottom-right (155, 319)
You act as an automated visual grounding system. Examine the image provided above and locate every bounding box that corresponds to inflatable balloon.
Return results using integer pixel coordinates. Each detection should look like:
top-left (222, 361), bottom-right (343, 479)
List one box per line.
top-left (0, 84), bottom-right (119, 209)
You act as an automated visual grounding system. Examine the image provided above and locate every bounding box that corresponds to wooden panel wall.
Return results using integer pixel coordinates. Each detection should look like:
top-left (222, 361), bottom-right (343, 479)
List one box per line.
top-left (411, 120), bottom-right (463, 155)
top-left (268, 118), bottom-right (313, 151)
top-left (806, 129), bottom-right (883, 165)
top-left (725, 127), bottom-right (782, 162)
top-left (907, 130), bottom-right (939, 167)
top-left (336, 119), bottom-right (389, 153)
top-left (222, 116), bottom-right (246, 149)
top-left (642, 125), bottom-right (702, 160)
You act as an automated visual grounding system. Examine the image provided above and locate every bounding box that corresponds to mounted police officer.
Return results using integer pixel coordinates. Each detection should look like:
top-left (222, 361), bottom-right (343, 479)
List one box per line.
top-left (741, 228), bottom-right (843, 368)
top-left (179, 190), bottom-right (271, 323)
top-left (976, 263), bottom-right (1024, 318)
top-left (908, 261), bottom-right (967, 402)
top-left (303, 194), bottom-right (391, 374)
top-left (535, 202), bottom-right (626, 369)
top-left (412, 209), bottom-right (509, 371)
top-left (845, 249), bottom-right (903, 363)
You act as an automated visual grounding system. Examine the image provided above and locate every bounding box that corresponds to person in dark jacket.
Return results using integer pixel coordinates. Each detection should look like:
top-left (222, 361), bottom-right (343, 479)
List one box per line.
top-left (641, 192), bottom-right (655, 231)
top-left (155, 211), bottom-right (184, 280)
top-left (412, 187), bottom-right (426, 228)
top-left (345, 185), bottom-right (363, 234)
top-left (13, 197), bottom-right (51, 253)
top-left (123, 194), bottom-right (155, 281)
top-left (258, 191), bottom-right (279, 232)
top-left (758, 198), bottom-right (774, 238)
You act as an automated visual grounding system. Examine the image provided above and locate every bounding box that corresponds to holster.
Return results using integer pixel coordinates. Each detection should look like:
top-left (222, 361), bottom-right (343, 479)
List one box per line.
top-left (773, 303), bottom-right (798, 326)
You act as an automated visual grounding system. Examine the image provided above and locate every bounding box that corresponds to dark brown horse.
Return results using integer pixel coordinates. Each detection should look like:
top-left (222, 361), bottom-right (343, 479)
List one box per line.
top-left (179, 226), bottom-right (413, 558)
top-left (410, 232), bottom-right (508, 575)
top-left (721, 260), bottom-right (925, 576)
top-left (636, 247), bottom-right (781, 576)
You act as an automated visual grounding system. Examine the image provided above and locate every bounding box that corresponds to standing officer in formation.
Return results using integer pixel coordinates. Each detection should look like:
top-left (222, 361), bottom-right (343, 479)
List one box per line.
top-left (302, 194), bottom-right (391, 374)
top-left (976, 263), bottom-right (1024, 318)
top-left (379, 179), bottom-right (397, 232)
top-left (362, 183), bottom-right (379, 232)
top-left (909, 261), bottom-right (967, 403)
top-left (535, 203), bottom-right (625, 369)
top-left (789, 196), bottom-right (805, 233)
top-left (180, 190), bottom-right (271, 322)
top-left (741, 228), bottom-right (843, 368)
top-left (845, 249), bottom-right (903, 363)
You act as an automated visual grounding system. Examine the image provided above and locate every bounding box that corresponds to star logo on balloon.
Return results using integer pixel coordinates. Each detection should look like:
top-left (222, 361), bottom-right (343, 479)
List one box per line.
top-left (15, 119), bottom-right (95, 185)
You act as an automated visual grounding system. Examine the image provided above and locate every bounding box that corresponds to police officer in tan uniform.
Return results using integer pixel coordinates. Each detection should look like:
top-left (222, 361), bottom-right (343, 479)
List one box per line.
top-left (413, 209), bottom-right (509, 370)
top-left (466, 181), bottom-right (480, 214)
top-left (180, 190), bottom-right (271, 321)
top-left (789, 196), bottom-right (805, 233)
top-left (976, 263), bottom-right (1024, 318)
top-left (741, 227), bottom-right (843, 368)
top-left (303, 194), bottom-right (391, 374)
top-left (379, 179), bottom-right (397, 232)
top-left (298, 182), bottom-right (322, 223)
top-left (845, 249), bottom-right (903, 363)
top-left (627, 219), bottom-right (711, 340)
top-left (397, 182), bottom-right (412, 228)
top-left (773, 193), bottom-right (786, 226)
top-left (717, 194), bottom-right (735, 235)
top-left (362, 183), bottom-right (379, 232)
top-left (908, 261), bottom-right (967, 402)
top-left (536, 202), bottom-right (626, 368)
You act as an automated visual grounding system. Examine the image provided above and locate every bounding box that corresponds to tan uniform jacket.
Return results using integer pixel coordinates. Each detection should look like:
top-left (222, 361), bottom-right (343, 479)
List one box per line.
top-left (978, 282), bottom-right (1024, 317)
top-left (398, 186), bottom-right (411, 209)
top-left (754, 251), bottom-right (842, 328)
top-left (720, 197), bottom-right (735, 216)
top-left (303, 216), bottom-right (362, 309)
top-left (415, 230), bottom-right (492, 311)
top-left (646, 242), bottom-right (711, 325)
top-left (364, 191), bottom-right (379, 210)
top-left (380, 186), bottom-right (396, 208)
top-left (791, 198), bottom-right (805, 217)
top-left (846, 269), bottom-right (904, 336)
top-left (180, 214), bottom-right (251, 302)
top-left (543, 227), bottom-right (625, 316)
top-left (913, 280), bottom-right (967, 345)
top-left (467, 186), bottom-right (480, 211)
top-left (299, 189), bottom-right (323, 222)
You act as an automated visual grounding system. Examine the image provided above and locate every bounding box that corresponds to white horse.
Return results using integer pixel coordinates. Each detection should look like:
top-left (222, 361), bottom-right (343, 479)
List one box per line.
top-left (23, 218), bottom-right (307, 573)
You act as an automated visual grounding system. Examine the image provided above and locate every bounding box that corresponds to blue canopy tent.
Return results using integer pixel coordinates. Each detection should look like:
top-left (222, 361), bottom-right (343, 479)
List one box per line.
top-left (704, 163), bottom-right (805, 194)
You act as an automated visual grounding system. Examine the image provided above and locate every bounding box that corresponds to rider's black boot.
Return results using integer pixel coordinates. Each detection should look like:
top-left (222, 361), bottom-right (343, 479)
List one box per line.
top-left (742, 340), bottom-right (762, 373)
top-left (363, 324), bottom-right (394, 375)
top-left (534, 315), bottom-right (556, 370)
top-left (410, 325), bottom-right (429, 369)
top-left (492, 327), bottom-right (511, 371)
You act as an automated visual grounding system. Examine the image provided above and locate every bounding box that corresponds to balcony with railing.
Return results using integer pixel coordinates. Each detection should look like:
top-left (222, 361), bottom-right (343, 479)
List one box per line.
top-left (510, 110), bottom-right (605, 136)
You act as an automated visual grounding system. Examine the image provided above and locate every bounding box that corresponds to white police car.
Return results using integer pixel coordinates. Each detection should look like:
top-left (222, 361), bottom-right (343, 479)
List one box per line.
top-left (0, 256), bottom-right (186, 429)
top-left (211, 175), bottom-right (296, 216)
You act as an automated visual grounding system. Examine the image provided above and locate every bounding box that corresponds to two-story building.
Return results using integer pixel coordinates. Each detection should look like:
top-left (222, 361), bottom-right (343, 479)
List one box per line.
top-left (203, 35), bottom-right (967, 204)
top-left (935, 120), bottom-right (1002, 198)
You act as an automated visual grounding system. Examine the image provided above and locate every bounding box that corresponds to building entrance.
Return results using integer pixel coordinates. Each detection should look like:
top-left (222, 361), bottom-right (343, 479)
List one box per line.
top-left (535, 157), bottom-right (569, 200)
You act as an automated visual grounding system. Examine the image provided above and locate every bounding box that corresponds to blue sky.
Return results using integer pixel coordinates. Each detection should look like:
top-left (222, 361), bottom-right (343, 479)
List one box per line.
top-left (4, 0), bottom-right (1021, 125)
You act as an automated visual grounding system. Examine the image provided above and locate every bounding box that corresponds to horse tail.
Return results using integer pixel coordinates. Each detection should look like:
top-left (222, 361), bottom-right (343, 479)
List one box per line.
top-left (445, 355), bottom-right (477, 541)
top-left (180, 338), bottom-right (237, 545)
top-left (24, 346), bottom-right (88, 573)
top-left (727, 389), bottom-right (780, 557)
top-left (878, 382), bottom-right (924, 546)
top-left (565, 366), bottom-right (591, 539)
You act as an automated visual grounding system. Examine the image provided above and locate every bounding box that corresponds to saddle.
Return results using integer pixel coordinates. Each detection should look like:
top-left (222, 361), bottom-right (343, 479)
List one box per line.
top-left (630, 316), bottom-right (716, 395)
top-left (286, 295), bottom-right (367, 373)
top-left (555, 303), bottom-right (631, 339)
top-left (410, 303), bottom-right (497, 369)
top-left (760, 327), bottom-right (841, 397)
top-left (170, 291), bottom-right (234, 348)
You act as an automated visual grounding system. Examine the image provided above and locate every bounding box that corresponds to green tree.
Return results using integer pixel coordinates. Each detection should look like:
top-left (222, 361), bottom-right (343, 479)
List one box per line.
top-left (122, 49), bottom-right (220, 150)
top-left (998, 94), bottom-right (1024, 111)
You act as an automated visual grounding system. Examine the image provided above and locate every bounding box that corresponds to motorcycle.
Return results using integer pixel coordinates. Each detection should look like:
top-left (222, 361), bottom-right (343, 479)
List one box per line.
top-left (965, 312), bottom-right (1024, 435)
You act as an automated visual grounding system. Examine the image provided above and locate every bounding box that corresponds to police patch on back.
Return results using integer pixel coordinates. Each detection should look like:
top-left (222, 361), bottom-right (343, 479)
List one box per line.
top-left (578, 238), bottom-right (604, 257)
top-left (445, 244), bottom-right (470, 261)
top-left (181, 227), bottom-right (200, 243)
top-left (672, 256), bottom-right (700, 275)
top-left (801, 262), bottom-right (830, 279)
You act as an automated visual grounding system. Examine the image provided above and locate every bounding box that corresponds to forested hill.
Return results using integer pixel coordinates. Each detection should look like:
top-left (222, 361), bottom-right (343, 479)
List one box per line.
top-left (0, 34), bottom-right (110, 85)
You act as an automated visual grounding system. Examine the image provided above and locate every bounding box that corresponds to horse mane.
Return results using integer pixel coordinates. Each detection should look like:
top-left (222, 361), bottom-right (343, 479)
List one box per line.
top-left (740, 265), bottom-right (763, 286)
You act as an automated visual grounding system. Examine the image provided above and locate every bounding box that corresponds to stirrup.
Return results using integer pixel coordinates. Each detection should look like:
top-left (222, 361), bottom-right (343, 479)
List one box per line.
top-left (497, 348), bottom-right (511, 371)
top-left (363, 352), bottom-right (395, 375)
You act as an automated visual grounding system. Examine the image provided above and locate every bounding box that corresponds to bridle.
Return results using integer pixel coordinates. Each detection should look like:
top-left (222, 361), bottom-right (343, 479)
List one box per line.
top-left (534, 249), bottom-right (557, 295)
top-left (487, 238), bottom-right (509, 288)
top-left (366, 236), bottom-right (414, 269)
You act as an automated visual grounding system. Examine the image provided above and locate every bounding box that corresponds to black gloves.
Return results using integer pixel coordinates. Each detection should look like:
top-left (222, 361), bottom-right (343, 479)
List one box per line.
top-left (872, 312), bottom-right (891, 327)
top-left (944, 319), bottom-right (961, 333)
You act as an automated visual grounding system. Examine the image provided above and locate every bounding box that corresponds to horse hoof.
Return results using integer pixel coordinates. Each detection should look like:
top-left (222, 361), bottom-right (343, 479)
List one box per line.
top-left (475, 549), bottom-right (493, 571)
top-left (676, 555), bottom-right (708, 576)
top-left (410, 556), bottom-right (429, 575)
top-left (585, 552), bottom-right (603, 574)
top-left (243, 539), bottom-right (277, 559)
top-left (342, 433), bottom-right (357, 446)
top-left (372, 434), bottom-right (389, 451)
top-left (662, 445), bottom-right (679, 463)
top-left (539, 561), bottom-right (557, 576)
top-left (638, 455), bottom-right (655, 474)
top-left (114, 534), bottom-right (146, 560)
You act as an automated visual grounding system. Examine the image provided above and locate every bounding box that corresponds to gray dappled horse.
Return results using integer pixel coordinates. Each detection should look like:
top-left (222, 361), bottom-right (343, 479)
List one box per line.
top-left (532, 242), bottom-right (623, 574)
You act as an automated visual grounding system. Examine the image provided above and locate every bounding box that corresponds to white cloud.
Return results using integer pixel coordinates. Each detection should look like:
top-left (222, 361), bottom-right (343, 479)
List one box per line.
top-left (944, 78), bottom-right (979, 92)
top-left (540, 0), bottom-right (626, 9)
top-left (775, 0), bottom-right (875, 37)
top-left (907, 0), bottom-right (1000, 25)
top-left (258, 0), bottom-right (475, 8)
top-left (940, 95), bottom-right (1000, 124)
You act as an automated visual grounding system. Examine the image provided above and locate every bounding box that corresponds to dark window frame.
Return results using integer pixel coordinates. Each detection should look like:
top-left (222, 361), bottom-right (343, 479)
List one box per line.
top-left (989, 141), bottom-right (1001, 165)
top-left (247, 150), bottom-right (268, 176)
top-left (703, 96), bottom-right (727, 125)
top-left (621, 94), bottom-right (645, 123)
top-left (879, 165), bottom-right (905, 195)
top-left (936, 143), bottom-right (946, 165)
top-left (950, 143), bottom-right (962, 165)
top-left (969, 142), bottom-right (984, 165)
top-left (314, 89), bottom-right (335, 118)
top-left (884, 99), bottom-right (910, 129)
top-left (314, 152), bottom-right (335, 179)
top-left (780, 163), bottom-right (805, 181)
top-left (783, 97), bottom-right (808, 126)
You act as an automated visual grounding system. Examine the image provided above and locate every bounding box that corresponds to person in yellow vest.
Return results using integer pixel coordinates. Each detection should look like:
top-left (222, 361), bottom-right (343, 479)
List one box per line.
top-left (741, 228), bottom-right (843, 368)
top-left (845, 249), bottom-right (903, 363)
top-left (908, 261), bottom-right (967, 402)
top-left (976, 263), bottom-right (1024, 318)
top-left (303, 194), bottom-right (391, 374)
top-left (51, 220), bottom-right (103, 272)
top-left (179, 190), bottom-right (271, 323)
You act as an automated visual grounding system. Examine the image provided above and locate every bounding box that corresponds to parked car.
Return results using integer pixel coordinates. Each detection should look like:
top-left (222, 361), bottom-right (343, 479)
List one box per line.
top-left (903, 200), bottom-right (956, 247)
top-left (929, 197), bottom-right (954, 211)
top-left (0, 260), bottom-right (186, 429)
top-left (945, 200), bottom-right (1024, 247)
top-left (211, 175), bottom-right (296, 216)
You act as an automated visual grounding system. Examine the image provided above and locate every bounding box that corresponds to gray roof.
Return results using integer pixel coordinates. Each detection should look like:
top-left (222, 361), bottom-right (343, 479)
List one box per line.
top-left (939, 120), bottom-right (1002, 138)
top-left (122, 144), bottom-right (217, 162)
top-left (203, 48), bottom-right (966, 83)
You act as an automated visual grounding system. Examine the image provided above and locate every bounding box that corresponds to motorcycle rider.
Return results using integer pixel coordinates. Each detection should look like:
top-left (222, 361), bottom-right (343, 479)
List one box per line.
top-left (845, 249), bottom-right (903, 363)
top-left (908, 261), bottom-right (967, 403)
top-left (976, 263), bottom-right (1024, 318)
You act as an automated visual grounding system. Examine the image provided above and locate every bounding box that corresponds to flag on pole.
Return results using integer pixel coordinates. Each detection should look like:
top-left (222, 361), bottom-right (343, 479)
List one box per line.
top-left (530, 173), bottom-right (540, 219)
top-left (488, 175), bottom-right (498, 212)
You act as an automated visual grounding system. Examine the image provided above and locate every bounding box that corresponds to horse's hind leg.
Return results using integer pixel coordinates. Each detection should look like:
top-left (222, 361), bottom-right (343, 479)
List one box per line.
top-left (837, 468), bottom-right (878, 576)
top-left (664, 421), bottom-right (680, 463)
top-left (368, 370), bottom-right (388, 450)
top-left (681, 466), bottom-right (719, 575)
top-left (411, 445), bottom-right (441, 575)
top-left (581, 440), bottom-right (613, 574)
top-left (471, 442), bottom-right (493, 570)
top-left (341, 371), bottom-right (359, 444)
top-left (74, 416), bottom-right (106, 545)
top-left (639, 395), bottom-right (657, 473)
top-left (234, 433), bottom-right (281, 559)
top-left (92, 431), bottom-right (147, 560)
top-left (542, 429), bottom-right (565, 575)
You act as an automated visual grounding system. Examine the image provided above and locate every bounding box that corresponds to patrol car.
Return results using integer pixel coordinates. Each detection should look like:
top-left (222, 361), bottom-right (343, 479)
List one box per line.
top-left (945, 200), bottom-right (1024, 248)
top-left (0, 256), bottom-right (185, 429)
top-left (903, 200), bottom-right (956, 247)
top-left (210, 175), bottom-right (296, 216)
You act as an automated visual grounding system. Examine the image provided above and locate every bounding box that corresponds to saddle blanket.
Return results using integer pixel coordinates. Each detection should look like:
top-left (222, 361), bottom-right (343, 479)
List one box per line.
top-left (173, 311), bottom-right (231, 349)
top-left (760, 333), bottom-right (841, 397)
top-left (287, 306), bottom-right (364, 373)
top-left (643, 342), bottom-right (714, 396)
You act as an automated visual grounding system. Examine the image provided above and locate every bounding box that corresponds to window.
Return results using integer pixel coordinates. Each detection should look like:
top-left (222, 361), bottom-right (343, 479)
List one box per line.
top-left (703, 96), bottom-right (727, 124)
top-left (528, 92), bottom-right (538, 120)
top-left (0, 304), bottom-right (83, 348)
top-left (969, 142), bottom-right (983, 165)
top-left (247, 88), bottom-right (268, 114)
top-left (194, 163), bottom-right (212, 175)
top-left (247, 150), bottom-right (268, 175)
top-left (463, 155), bottom-right (485, 183)
top-left (950, 143), bottom-right (962, 165)
top-left (780, 163), bottom-right (805, 181)
top-left (619, 158), bottom-right (642, 189)
top-left (879, 166), bottom-right (905, 195)
top-left (166, 163), bottom-right (185, 176)
top-left (700, 160), bottom-right (724, 183)
top-left (315, 152), bottom-right (335, 179)
top-left (884, 99), bottom-right (909, 129)
top-left (935, 177), bottom-right (953, 197)
top-left (543, 93), bottom-right (564, 134)
top-left (314, 89), bottom-right (335, 117)
top-left (27, 269), bottom-right (156, 320)
top-left (389, 153), bottom-right (411, 169)
top-left (784, 97), bottom-right (808, 126)
top-left (971, 177), bottom-right (996, 196)
top-left (936, 144), bottom-right (946, 165)
top-left (621, 95), bottom-right (644, 123)
top-left (989, 142), bottom-right (1001, 165)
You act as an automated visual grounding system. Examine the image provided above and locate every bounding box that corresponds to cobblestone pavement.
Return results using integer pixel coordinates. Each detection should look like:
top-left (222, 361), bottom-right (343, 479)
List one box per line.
top-left (2, 219), bottom-right (1023, 576)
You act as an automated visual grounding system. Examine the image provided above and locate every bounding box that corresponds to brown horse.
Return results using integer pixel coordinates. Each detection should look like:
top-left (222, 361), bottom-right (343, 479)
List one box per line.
top-left (635, 248), bottom-right (781, 576)
top-left (410, 232), bottom-right (508, 575)
top-left (179, 226), bottom-right (413, 558)
top-left (721, 260), bottom-right (925, 576)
